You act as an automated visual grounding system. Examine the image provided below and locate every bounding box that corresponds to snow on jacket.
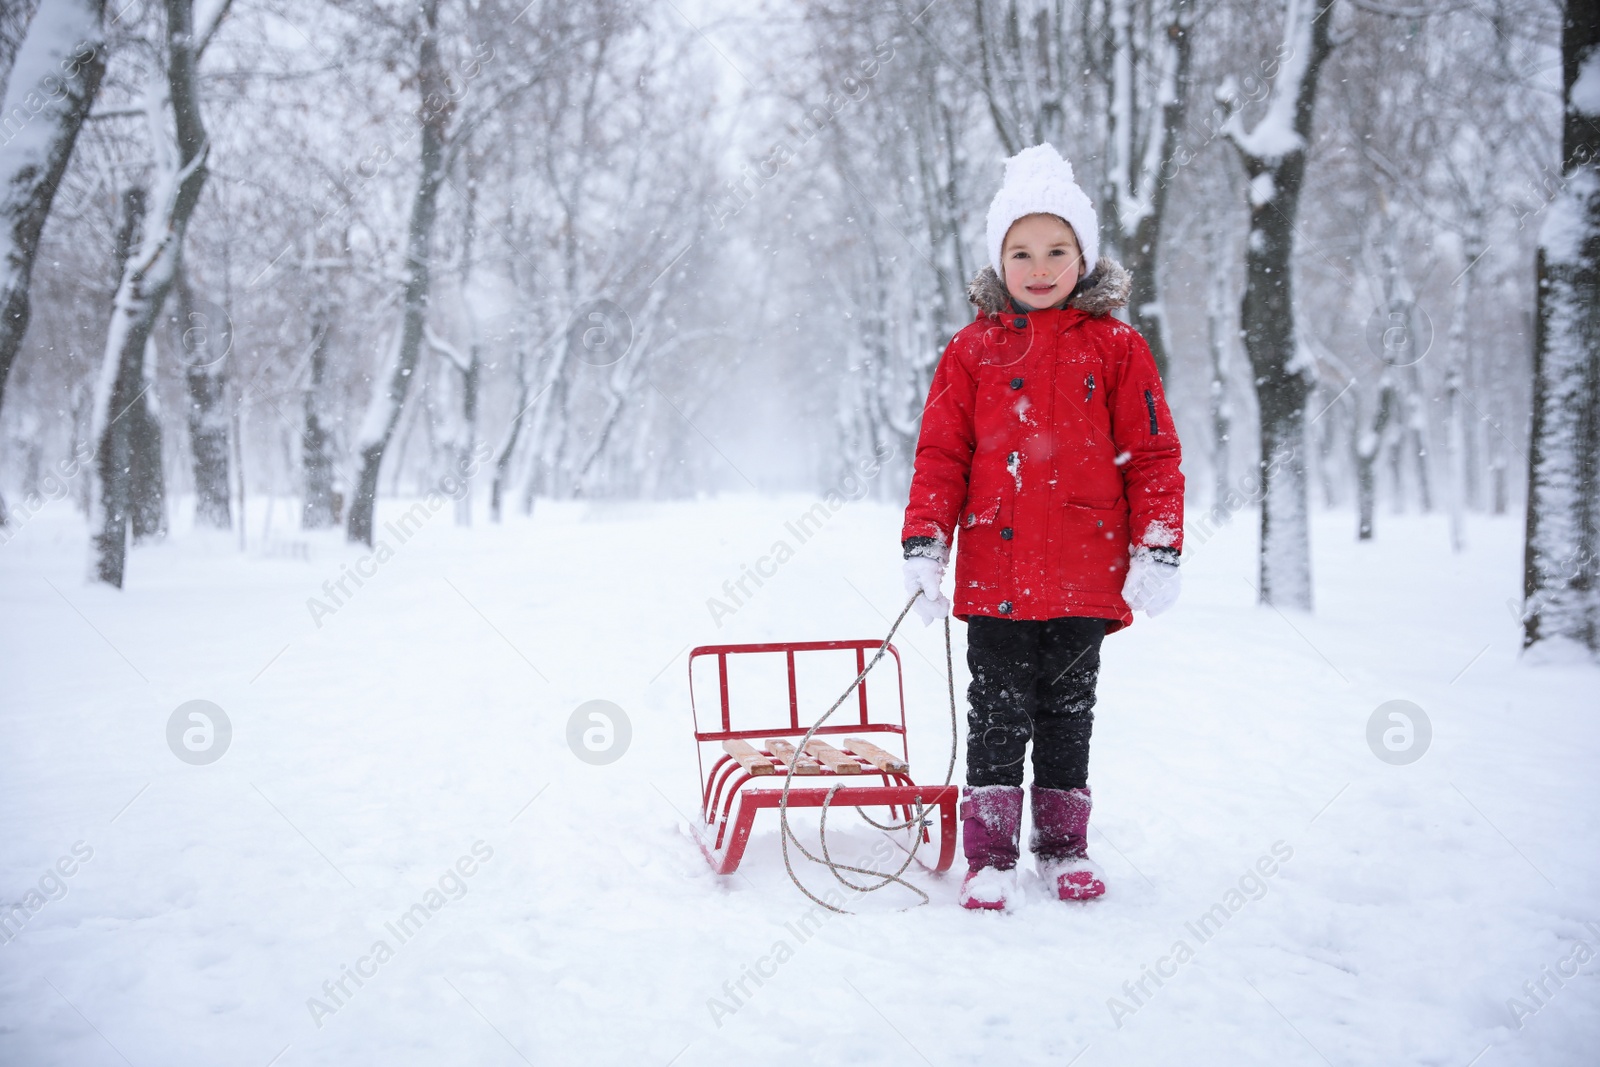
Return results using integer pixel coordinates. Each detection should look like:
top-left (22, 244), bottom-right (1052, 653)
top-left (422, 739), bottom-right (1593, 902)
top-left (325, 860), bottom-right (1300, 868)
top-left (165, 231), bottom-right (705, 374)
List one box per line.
top-left (901, 259), bottom-right (1184, 632)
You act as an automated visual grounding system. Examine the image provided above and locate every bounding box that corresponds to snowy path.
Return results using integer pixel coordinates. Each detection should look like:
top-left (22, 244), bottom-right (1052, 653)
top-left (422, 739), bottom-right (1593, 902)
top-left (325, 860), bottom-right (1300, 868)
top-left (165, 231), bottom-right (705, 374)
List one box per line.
top-left (2, 495), bottom-right (1597, 1066)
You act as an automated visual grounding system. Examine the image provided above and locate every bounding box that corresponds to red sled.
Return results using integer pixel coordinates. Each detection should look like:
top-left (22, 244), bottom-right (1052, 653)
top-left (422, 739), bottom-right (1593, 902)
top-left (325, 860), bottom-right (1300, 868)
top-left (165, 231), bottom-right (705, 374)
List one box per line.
top-left (688, 639), bottom-right (958, 875)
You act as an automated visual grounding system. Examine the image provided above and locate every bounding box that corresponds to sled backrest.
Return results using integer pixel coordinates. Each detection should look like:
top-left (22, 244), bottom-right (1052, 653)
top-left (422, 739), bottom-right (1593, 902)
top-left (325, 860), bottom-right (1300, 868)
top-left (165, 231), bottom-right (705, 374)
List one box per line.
top-left (688, 640), bottom-right (909, 776)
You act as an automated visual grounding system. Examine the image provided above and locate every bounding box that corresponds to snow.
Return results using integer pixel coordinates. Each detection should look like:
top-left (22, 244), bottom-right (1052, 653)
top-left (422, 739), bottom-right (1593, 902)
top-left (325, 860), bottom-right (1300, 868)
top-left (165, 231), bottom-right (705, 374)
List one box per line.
top-left (354, 328), bottom-right (406, 449)
top-left (1538, 168), bottom-right (1598, 264)
top-left (959, 863), bottom-right (1016, 906)
top-left (0, 0), bottom-right (101, 290)
top-left (1223, 0), bottom-right (1314, 162)
top-left (2, 495), bottom-right (1598, 1065)
top-left (1144, 519), bottom-right (1179, 548)
top-left (1570, 48), bottom-right (1600, 117)
top-left (0, 0), bottom-right (96, 168)
top-left (1248, 172), bottom-right (1276, 207)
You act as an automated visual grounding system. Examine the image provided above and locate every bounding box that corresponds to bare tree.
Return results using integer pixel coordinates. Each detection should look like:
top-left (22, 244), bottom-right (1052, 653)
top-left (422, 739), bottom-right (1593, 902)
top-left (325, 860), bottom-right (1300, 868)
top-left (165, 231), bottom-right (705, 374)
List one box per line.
top-left (1221, 0), bottom-right (1337, 609)
top-left (1523, 0), bottom-right (1600, 657)
top-left (1353, 374), bottom-right (1396, 541)
top-left (1105, 0), bottom-right (1195, 378)
top-left (345, 0), bottom-right (449, 546)
top-left (1205, 205), bottom-right (1237, 511)
top-left (0, 0), bottom-right (107, 526)
top-left (88, 0), bottom-right (229, 586)
top-left (172, 268), bottom-right (230, 527)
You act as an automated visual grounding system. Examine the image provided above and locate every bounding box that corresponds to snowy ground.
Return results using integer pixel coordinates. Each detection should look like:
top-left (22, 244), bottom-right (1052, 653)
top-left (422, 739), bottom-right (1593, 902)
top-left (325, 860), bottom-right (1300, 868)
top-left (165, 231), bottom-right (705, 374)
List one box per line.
top-left (2, 491), bottom-right (1598, 1066)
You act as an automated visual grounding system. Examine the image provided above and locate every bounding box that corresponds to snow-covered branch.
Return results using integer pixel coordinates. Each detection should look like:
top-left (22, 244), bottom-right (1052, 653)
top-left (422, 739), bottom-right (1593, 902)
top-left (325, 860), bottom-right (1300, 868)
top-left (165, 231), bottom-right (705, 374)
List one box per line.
top-left (424, 323), bottom-right (471, 374)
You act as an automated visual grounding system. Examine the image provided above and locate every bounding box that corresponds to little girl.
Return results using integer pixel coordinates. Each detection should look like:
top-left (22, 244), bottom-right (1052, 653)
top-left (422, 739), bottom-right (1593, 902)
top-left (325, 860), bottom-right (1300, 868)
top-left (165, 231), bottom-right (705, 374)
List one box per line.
top-left (900, 144), bottom-right (1184, 910)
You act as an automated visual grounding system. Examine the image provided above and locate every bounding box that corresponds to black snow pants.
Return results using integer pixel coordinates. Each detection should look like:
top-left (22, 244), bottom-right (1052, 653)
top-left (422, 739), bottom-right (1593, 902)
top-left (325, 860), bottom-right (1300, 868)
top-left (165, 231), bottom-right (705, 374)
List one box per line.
top-left (965, 615), bottom-right (1112, 790)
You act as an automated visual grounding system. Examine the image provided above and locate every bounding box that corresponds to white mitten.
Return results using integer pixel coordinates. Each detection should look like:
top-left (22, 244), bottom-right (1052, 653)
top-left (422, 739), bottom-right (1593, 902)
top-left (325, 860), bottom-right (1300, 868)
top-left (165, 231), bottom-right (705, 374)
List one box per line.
top-left (1122, 548), bottom-right (1181, 617)
top-left (902, 556), bottom-right (952, 626)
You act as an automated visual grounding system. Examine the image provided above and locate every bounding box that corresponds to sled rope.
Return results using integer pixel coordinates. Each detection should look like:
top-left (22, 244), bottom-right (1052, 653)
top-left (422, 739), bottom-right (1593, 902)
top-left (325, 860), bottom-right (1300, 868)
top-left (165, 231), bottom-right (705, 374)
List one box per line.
top-left (778, 591), bottom-right (958, 914)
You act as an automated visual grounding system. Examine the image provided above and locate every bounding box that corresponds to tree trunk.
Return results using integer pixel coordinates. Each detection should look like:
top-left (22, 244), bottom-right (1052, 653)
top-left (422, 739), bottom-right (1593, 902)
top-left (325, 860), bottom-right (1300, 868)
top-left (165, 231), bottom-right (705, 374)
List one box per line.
top-left (1206, 216), bottom-right (1233, 512)
top-left (448, 145), bottom-right (481, 525)
top-left (0, 0), bottom-right (108, 510)
top-left (1355, 379), bottom-right (1396, 541)
top-left (1457, 219), bottom-right (1485, 515)
top-left (300, 297), bottom-right (337, 528)
top-left (490, 320), bottom-right (532, 524)
top-left (1115, 0), bottom-right (1193, 381)
top-left (1523, 0), bottom-right (1600, 656)
top-left (128, 335), bottom-right (166, 541)
top-left (1226, 0), bottom-right (1335, 610)
top-left (88, 187), bottom-right (147, 584)
top-left (1403, 369), bottom-right (1432, 512)
top-left (346, 0), bottom-right (448, 546)
top-left (87, 0), bottom-right (219, 586)
top-left (175, 273), bottom-right (231, 528)
top-left (518, 334), bottom-right (573, 514)
top-left (1444, 231), bottom-right (1479, 552)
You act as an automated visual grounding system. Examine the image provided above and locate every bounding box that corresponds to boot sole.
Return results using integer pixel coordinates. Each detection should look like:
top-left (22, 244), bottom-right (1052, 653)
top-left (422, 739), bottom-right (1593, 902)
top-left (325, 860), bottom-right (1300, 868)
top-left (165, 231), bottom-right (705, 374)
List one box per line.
top-left (1057, 871), bottom-right (1106, 901)
top-left (959, 896), bottom-right (1007, 911)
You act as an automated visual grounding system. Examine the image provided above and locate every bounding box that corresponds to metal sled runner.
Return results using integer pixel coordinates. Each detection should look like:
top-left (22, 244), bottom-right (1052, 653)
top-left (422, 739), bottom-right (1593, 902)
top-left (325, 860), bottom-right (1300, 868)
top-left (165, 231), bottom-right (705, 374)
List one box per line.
top-left (688, 639), bottom-right (958, 875)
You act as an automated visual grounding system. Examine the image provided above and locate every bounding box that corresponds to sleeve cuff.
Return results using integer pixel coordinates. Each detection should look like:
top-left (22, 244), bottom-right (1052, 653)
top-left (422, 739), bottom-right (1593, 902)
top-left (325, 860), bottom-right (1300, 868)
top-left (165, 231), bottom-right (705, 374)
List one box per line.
top-left (902, 536), bottom-right (949, 563)
top-left (1139, 545), bottom-right (1180, 567)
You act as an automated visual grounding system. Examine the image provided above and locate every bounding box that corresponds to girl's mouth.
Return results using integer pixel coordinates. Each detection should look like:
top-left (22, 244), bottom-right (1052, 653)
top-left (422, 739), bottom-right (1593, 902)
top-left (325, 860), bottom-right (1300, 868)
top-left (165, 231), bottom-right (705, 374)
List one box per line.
top-left (1026, 283), bottom-right (1055, 294)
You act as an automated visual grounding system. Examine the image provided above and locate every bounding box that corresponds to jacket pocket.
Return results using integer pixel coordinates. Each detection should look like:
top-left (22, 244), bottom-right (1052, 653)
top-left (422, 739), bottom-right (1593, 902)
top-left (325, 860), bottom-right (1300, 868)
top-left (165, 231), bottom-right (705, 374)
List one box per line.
top-left (1057, 502), bottom-right (1129, 593)
top-left (961, 499), bottom-right (1000, 528)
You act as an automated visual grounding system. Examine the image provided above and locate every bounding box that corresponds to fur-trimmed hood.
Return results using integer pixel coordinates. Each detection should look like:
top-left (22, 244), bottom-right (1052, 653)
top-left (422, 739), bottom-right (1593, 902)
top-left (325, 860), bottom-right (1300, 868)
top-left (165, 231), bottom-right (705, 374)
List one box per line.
top-left (965, 258), bottom-right (1132, 319)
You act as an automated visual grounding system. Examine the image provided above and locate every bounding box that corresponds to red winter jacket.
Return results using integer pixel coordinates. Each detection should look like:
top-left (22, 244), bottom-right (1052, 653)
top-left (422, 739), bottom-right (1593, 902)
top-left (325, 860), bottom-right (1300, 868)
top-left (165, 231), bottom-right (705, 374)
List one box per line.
top-left (901, 260), bottom-right (1184, 633)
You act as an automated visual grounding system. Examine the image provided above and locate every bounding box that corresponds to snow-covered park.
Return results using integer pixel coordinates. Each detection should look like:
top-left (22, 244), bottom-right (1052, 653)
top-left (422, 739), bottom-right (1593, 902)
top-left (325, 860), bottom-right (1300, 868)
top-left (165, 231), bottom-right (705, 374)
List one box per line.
top-left (5, 0), bottom-right (1600, 1063)
top-left (2, 494), bottom-right (1596, 1066)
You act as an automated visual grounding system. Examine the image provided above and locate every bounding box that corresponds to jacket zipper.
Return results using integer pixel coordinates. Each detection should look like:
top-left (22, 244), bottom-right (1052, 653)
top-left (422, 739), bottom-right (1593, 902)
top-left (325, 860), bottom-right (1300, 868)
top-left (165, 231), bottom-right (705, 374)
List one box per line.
top-left (1145, 389), bottom-right (1160, 434)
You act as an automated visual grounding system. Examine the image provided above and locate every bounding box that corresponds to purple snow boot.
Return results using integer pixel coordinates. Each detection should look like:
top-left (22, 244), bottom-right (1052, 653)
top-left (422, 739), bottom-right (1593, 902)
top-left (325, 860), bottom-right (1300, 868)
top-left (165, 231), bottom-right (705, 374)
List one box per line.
top-left (958, 785), bottom-right (1023, 911)
top-left (1031, 786), bottom-right (1107, 901)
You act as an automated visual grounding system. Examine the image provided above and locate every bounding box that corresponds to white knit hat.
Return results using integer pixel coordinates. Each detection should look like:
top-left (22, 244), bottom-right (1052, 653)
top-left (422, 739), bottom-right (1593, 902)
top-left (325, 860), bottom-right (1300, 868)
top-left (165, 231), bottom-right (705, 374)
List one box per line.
top-left (985, 143), bottom-right (1099, 280)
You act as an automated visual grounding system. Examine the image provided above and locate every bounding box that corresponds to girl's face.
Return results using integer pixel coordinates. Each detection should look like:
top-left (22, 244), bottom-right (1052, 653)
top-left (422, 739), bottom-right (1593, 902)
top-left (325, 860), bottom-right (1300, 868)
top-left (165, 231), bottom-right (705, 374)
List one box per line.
top-left (1002, 214), bottom-right (1083, 310)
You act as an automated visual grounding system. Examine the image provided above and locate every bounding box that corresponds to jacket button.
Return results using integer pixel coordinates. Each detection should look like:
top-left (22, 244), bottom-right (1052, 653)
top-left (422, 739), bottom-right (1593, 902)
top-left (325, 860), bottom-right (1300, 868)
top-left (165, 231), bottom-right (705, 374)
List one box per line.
top-left (1000, 527), bottom-right (1013, 540)
top-left (1010, 377), bottom-right (1024, 389)
top-left (998, 601), bottom-right (1013, 614)
top-left (1013, 317), bottom-right (1026, 328)
top-left (1008, 451), bottom-right (1018, 464)
top-left (1096, 519), bottom-right (1104, 528)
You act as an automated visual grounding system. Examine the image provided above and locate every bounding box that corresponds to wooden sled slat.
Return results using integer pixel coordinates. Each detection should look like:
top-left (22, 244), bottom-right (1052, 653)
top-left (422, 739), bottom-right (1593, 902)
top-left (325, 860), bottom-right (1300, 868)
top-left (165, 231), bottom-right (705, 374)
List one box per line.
top-left (765, 739), bottom-right (822, 774)
top-left (843, 737), bottom-right (909, 775)
top-left (722, 739), bottom-right (776, 776)
top-left (803, 739), bottom-right (862, 774)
